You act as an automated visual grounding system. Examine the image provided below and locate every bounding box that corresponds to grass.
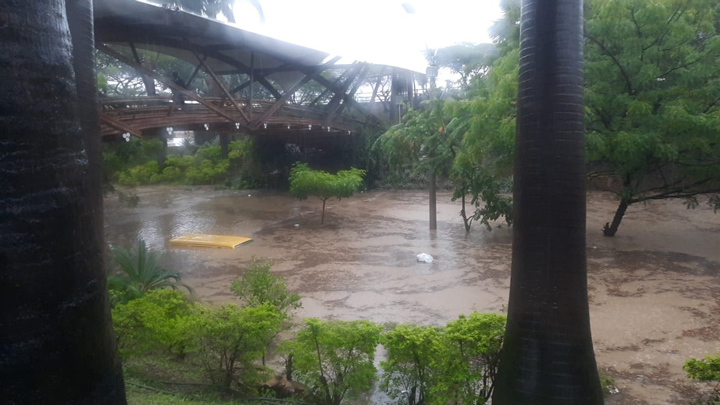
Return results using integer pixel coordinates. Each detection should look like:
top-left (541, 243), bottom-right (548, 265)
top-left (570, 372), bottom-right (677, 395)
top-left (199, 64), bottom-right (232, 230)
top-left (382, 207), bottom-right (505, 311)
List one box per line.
top-left (123, 354), bottom-right (245, 404)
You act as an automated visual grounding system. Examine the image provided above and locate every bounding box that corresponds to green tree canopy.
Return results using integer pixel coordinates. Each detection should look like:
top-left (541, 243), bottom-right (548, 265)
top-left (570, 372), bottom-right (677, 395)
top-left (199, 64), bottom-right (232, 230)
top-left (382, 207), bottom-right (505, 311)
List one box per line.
top-left (282, 319), bottom-right (382, 405)
top-left (289, 162), bottom-right (365, 224)
top-left (584, 0), bottom-right (720, 236)
top-left (459, 0), bottom-right (720, 236)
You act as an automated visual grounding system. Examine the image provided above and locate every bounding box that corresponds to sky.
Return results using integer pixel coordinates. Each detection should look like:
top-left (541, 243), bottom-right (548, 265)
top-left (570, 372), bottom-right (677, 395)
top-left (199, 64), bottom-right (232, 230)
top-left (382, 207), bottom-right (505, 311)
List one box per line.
top-left (232, 0), bottom-right (503, 73)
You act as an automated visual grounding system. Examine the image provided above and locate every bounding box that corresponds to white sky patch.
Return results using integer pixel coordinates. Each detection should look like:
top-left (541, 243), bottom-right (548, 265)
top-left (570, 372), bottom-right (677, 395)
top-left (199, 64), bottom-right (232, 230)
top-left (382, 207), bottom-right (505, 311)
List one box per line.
top-left (233, 0), bottom-right (503, 73)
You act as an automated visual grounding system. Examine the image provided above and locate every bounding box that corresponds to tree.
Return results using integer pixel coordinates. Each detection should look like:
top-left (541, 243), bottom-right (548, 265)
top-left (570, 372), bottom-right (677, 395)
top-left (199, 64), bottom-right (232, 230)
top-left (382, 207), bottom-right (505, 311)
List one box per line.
top-left (380, 325), bottom-right (441, 405)
top-left (434, 313), bottom-right (506, 405)
top-left (377, 98), bottom-right (513, 232)
top-left (282, 319), bottom-right (382, 405)
top-left (230, 258), bottom-right (301, 316)
top-left (289, 162), bottom-right (365, 224)
top-left (584, 0), bottom-right (720, 236)
top-left (0, 0), bottom-right (125, 402)
top-left (109, 239), bottom-right (193, 304)
top-left (376, 99), bottom-right (461, 230)
top-left (231, 258), bottom-right (302, 365)
top-left (492, 0), bottom-right (604, 403)
top-left (191, 303), bottom-right (283, 390)
top-left (430, 43), bottom-right (498, 90)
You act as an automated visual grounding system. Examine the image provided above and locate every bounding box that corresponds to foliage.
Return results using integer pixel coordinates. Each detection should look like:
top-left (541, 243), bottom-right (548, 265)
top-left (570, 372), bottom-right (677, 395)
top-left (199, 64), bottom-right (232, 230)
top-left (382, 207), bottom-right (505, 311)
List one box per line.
top-left (111, 289), bottom-right (195, 359)
top-left (583, 0), bottom-right (720, 235)
top-left (380, 325), bottom-right (442, 405)
top-left (108, 239), bottom-right (193, 304)
top-left (376, 98), bottom-right (513, 232)
top-left (109, 138), bottom-right (259, 187)
top-left (433, 313), bottom-right (506, 405)
top-left (686, 354), bottom-right (720, 381)
top-left (379, 313), bottom-right (506, 405)
top-left (429, 43), bottom-right (498, 90)
top-left (282, 319), bottom-right (382, 405)
top-left (189, 303), bottom-right (283, 390)
top-left (230, 258), bottom-right (301, 317)
top-left (686, 353), bottom-right (720, 405)
top-left (289, 162), bottom-right (366, 224)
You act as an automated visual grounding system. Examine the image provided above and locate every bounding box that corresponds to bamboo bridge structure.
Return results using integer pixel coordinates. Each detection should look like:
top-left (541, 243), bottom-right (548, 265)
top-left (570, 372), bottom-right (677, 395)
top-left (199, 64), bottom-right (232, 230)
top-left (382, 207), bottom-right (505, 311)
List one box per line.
top-left (94, 0), bottom-right (424, 140)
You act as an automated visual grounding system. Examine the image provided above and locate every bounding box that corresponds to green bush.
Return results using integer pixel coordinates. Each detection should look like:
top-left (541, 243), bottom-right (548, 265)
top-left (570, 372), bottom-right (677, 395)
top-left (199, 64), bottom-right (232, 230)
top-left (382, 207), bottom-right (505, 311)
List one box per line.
top-left (108, 239), bottom-right (192, 305)
top-left (433, 313), bottom-right (506, 405)
top-left (379, 312), bottom-right (506, 405)
top-left (164, 155), bottom-right (194, 170)
top-left (282, 319), bottom-right (382, 405)
top-left (189, 303), bottom-right (283, 390)
top-left (118, 161), bottom-right (160, 186)
top-left (686, 353), bottom-right (720, 381)
top-left (380, 324), bottom-right (441, 405)
top-left (111, 289), bottom-right (194, 360)
top-left (230, 258), bottom-right (302, 317)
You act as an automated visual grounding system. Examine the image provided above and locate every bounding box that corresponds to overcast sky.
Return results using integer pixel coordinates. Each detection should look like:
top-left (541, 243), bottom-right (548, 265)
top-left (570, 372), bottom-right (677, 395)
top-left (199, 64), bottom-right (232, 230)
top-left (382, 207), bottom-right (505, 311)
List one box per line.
top-left (232, 0), bottom-right (503, 72)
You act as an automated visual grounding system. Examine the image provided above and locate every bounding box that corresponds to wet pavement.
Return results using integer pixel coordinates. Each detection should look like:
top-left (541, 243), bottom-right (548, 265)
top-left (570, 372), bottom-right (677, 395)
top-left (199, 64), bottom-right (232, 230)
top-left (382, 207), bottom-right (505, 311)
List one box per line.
top-left (105, 187), bottom-right (720, 404)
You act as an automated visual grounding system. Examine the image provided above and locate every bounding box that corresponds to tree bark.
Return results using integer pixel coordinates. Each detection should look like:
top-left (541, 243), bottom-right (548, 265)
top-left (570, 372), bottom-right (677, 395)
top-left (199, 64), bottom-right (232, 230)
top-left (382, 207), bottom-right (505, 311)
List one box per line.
top-left (321, 199), bottom-right (327, 224)
top-left (603, 199), bottom-right (629, 237)
top-left (429, 171), bottom-right (437, 230)
top-left (0, 1), bottom-right (126, 403)
top-left (493, 0), bottom-right (604, 403)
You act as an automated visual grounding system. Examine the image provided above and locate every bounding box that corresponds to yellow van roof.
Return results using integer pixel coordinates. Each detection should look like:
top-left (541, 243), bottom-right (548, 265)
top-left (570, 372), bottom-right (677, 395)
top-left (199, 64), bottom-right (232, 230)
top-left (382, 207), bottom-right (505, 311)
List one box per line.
top-left (169, 234), bottom-right (253, 249)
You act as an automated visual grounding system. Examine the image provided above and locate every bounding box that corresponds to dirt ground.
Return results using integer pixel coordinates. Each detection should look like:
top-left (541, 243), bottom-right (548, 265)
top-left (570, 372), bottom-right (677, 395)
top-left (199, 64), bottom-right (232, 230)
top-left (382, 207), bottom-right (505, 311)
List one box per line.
top-left (105, 187), bottom-right (720, 404)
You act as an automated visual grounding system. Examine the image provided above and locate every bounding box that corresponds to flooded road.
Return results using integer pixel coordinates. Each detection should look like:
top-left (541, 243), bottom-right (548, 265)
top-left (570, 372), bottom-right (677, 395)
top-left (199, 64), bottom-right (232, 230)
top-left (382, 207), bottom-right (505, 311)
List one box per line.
top-left (105, 187), bottom-right (720, 404)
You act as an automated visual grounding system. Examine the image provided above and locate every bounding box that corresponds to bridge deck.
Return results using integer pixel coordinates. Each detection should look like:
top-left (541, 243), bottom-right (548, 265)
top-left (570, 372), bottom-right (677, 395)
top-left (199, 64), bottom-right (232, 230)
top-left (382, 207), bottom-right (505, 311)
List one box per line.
top-left (100, 96), bottom-right (365, 137)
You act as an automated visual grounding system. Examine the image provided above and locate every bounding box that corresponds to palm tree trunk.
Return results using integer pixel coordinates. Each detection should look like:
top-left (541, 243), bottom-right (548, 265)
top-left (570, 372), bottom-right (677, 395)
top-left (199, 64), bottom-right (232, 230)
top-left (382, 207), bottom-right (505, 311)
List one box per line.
top-left (493, 0), bottom-right (604, 403)
top-left (0, 1), bottom-right (126, 403)
top-left (429, 171), bottom-right (437, 230)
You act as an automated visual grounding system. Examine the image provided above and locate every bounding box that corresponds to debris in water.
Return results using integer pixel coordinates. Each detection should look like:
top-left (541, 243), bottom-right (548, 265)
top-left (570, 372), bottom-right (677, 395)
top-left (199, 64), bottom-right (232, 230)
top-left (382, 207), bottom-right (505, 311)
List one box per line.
top-left (417, 253), bottom-right (434, 263)
top-left (294, 224), bottom-right (300, 228)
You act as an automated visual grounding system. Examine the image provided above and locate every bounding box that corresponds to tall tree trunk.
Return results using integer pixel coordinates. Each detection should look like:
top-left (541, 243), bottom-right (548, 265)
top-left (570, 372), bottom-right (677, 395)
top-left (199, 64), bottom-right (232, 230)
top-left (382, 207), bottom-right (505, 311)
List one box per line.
top-left (493, 0), bottom-right (604, 403)
top-left (0, 1), bottom-right (126, 403)
top-left (321, 199), bottom-right (327, 224)
top-left (603, 199), bottom-right (629, 237)
top-left (429, 171), bottom-right (437, 230)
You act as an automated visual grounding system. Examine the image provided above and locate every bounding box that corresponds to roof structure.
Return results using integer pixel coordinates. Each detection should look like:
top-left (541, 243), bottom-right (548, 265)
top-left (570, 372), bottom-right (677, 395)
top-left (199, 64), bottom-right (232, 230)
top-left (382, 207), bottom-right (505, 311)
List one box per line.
top-left (94, 0), bottom-right (424, 138)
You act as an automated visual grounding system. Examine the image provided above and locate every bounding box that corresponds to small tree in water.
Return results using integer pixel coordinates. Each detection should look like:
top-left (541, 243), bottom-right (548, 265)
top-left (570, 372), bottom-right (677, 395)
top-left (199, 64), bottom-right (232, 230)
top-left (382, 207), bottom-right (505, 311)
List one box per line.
top-left (289, 162), bottom-right (365, 224)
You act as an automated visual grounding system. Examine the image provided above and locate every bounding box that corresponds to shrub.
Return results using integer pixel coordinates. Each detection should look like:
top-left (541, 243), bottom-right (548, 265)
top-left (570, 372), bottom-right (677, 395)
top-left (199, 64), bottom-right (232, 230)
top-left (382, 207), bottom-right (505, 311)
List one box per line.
top-left (686, 354), bottom-right (720, 381)
top-left (189, 303), bottom-right (283, 390)
top-left (108, 239), bottom-right (192, 304)
top-left (379, 313), bottom-right (506, 405)
top-left (118, 161), bottom-right (160, 186)
top-left (282, 319), bottom-right (382, 405)
top-left (380, 325), bottom-right (442, 405)
top-left (433, 313), bottom-right (506, 405)
top-left (164, 155), bottom-right (194, 170)
top-left (230, 258), bottom-right (302, 316)
top-left (111, 289), bottom-right (194, 359)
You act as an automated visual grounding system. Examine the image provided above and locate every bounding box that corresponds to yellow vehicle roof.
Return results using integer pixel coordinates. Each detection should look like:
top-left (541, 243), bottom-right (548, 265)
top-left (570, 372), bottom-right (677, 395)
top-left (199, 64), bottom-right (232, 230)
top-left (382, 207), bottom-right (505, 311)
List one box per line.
top-left (169, 234), bottom-right (253, 249)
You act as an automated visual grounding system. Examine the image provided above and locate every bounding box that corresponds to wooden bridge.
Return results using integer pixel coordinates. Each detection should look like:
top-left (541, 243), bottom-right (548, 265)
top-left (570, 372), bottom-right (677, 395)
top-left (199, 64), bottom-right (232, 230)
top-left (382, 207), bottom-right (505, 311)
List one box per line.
top-left (94, 0), bottom-right (423, 140)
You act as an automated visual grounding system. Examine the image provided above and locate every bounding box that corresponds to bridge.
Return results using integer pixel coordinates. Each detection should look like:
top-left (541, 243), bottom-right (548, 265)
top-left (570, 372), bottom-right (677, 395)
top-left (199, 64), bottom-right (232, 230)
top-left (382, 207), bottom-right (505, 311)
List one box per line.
top-left (94, 0), bottom-right (424, 140)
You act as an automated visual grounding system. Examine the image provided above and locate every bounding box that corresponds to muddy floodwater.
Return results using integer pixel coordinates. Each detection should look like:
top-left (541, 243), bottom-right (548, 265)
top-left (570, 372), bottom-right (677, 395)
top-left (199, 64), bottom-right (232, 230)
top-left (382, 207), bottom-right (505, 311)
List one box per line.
top-left (105, 187), bottom-right (720, 404)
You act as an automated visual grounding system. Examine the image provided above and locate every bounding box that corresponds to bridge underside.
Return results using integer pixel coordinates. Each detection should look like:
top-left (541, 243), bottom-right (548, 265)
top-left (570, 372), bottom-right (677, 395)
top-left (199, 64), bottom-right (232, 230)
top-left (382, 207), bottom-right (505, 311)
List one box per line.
top-left (94, 0), bottom-right (422, 140)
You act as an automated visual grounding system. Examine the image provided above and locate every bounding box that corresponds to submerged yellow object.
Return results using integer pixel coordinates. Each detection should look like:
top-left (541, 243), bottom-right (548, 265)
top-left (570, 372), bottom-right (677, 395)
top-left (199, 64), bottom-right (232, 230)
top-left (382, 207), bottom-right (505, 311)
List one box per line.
top-left (169, 234), bottom-right (253, 249)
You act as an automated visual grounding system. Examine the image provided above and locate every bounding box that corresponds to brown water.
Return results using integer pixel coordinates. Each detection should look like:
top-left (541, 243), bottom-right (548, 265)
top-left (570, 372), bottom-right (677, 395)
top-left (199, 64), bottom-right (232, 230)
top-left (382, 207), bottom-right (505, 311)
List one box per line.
top-left (105, 187), bottom-right (720, 404)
